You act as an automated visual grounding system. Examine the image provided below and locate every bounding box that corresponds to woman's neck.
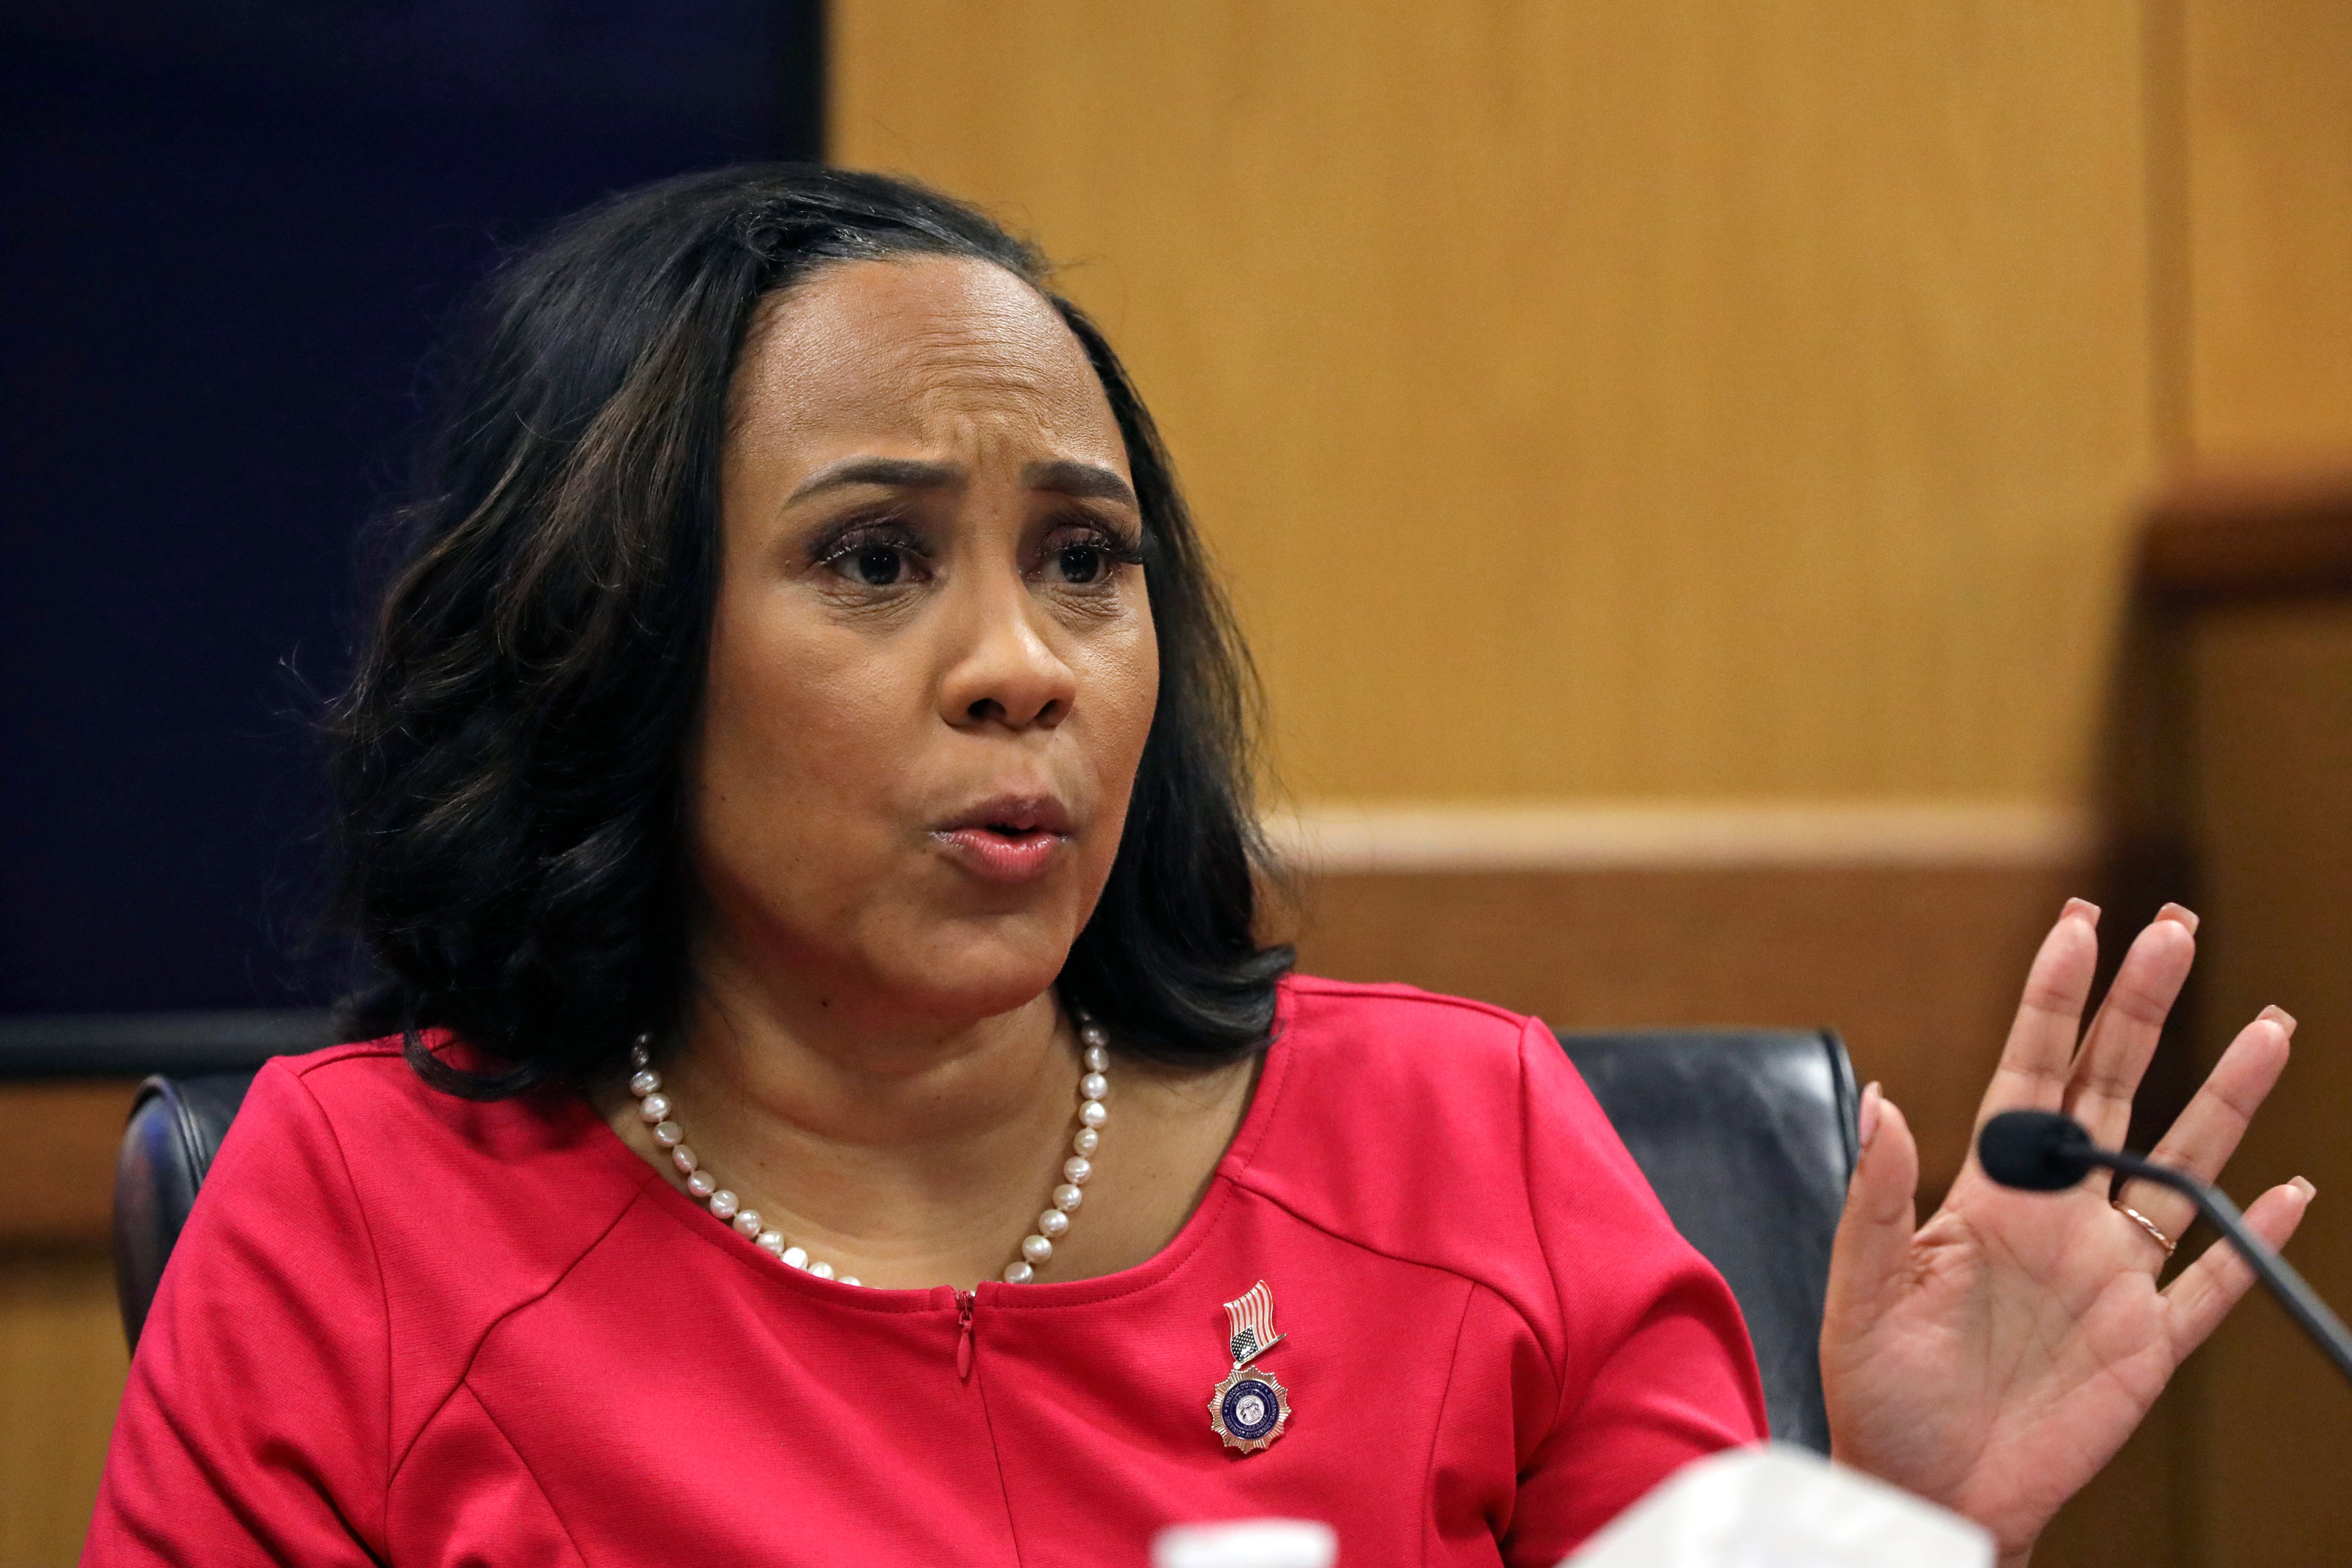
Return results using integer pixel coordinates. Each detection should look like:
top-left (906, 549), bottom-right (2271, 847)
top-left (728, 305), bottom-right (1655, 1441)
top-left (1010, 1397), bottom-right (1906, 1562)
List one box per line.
top-left (603, 975), bottom-right (1084, 1290)
top-left (681, 980), bottom-right (1074, 1150)
top-left (596, 919), bottom-right (1261, 1291)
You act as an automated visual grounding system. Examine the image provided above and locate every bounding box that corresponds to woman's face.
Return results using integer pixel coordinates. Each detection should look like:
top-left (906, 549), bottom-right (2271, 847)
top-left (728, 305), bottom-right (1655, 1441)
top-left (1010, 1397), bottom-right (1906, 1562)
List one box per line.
top-left (696, 256), bottom-right (1157, 1028)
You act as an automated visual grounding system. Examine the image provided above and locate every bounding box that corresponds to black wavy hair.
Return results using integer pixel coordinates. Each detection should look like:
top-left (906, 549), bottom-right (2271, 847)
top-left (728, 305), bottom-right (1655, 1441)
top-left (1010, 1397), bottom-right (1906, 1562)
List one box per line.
top-left (328, 165), bottom-right (1292, 1097)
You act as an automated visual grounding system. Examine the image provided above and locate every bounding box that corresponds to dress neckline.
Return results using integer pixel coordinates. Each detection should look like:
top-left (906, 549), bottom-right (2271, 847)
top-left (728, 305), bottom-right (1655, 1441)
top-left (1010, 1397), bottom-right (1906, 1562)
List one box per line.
top-left (582, 979), bottom-right (1299, 1313)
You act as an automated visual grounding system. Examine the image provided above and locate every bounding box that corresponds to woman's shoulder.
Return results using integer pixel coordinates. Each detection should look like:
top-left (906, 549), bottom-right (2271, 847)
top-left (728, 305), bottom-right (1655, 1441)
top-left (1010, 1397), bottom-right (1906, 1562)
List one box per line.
top-left (1279, 972), bottom-right (1537, 1059)
top-left (1244, 975), bottom-right (1672, 1262)
top-left (1266, 973), bottom-right (1592, 1139)
top-left (244, 1035), bottom-right (643, 1198)
top-left (191, 1037), bottom-right (658, 1334)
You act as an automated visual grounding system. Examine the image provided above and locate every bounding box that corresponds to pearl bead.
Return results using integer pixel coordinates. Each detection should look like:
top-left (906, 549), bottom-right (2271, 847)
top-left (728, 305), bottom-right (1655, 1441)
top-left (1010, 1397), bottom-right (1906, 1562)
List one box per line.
top-left (708, 1190), bottom-right (738, 1219)
top-left (1080, 1023), bottom-right (1109, 1049)
top-left (1063, 1156), bottom-right (1092, 1185)
top-left (781, 1246), bottom-right (808, 1269)
top-left (653, 1120), bottom-right (683, 1147)
top-left (670, 1146), bottom-right (698, 1174)
top-left (810, 1261), bottom-right (835, 1280)
top-left (733, 1209), bottom-right (762, 1237)
top-left (1003, 1260), bottom-right (1034, 1284)
top-left (1039, 1208), bottom-right (1070, 1238)
top-left (1053, 1183), bottom-right (1084, 1212)
top-left (1078, 1100), bottom-right (1107, 1129)
top-left (637, 1093), bottom-right (671, 1123)
top-left (1073, 1126), bottom-right (1099, 1157)
top-left (1079, 1072), bottom-right (1109, 1102)
top-left (756, 1230), bottom-right (784, 1255)
top-left (686, 1170), bottom-right (716, 1197)
top-left (1083, 1044), bottom-right (1109, 1073)
top-left (1021, 1233), bottom-right (1053, 1264)
top-left (629, 1069), bottom-right (661, 1097)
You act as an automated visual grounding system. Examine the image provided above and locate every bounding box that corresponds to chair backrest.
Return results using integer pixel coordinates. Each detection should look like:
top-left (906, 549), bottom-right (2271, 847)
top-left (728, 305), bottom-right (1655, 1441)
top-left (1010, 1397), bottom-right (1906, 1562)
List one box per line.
top-left (114, 1071), bottom-right (257, 1347)
top-left (113, 1031), bottom-right (1860, 1452)
top-left (1556, 1027), bottom-right (1858, 1454)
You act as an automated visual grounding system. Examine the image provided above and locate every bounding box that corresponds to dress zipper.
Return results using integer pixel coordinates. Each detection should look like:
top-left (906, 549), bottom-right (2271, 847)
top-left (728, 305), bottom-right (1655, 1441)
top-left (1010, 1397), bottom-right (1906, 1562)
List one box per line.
top-left (955, 1289), bottom-right (976, 1381)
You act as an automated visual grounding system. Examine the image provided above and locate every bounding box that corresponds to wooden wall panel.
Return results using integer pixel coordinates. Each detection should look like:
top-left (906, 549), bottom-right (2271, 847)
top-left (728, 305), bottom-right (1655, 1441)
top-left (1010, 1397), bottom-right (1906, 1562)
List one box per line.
top-left (832, 1), bottom-right (2158, 807)
top-left (2183, 0), bottom-right (2352, 465)
top-left (4, 1082), bottom-right (138, 1246)
top-left (0, 1250), bottom-right (124, 1565)
top-left (0, 1082), bottom-right (138, 1561)
top-left (2181, 600), bottom-right (2352, 1566)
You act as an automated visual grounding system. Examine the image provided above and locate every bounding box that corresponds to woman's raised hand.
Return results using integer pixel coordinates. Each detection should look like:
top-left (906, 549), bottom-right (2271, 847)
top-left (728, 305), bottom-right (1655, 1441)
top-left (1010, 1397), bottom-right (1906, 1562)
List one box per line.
top-left (1818, 900), bottom-right (2313, 1565)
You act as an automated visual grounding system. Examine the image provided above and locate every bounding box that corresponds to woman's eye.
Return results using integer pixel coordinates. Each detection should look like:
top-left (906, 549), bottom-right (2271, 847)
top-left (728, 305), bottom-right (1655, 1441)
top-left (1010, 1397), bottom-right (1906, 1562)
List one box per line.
top-left (828, 539), bottom-right (923, 587)
top-left (851, 544), bottom-right (907, 585)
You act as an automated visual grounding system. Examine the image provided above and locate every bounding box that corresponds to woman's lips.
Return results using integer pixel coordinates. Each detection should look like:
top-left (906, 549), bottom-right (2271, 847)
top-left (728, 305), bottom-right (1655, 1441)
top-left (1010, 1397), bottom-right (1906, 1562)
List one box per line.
top-left (932, 825), bottom-right (1067, 883)
top-left (932, 794), bottom-right (1074, 883)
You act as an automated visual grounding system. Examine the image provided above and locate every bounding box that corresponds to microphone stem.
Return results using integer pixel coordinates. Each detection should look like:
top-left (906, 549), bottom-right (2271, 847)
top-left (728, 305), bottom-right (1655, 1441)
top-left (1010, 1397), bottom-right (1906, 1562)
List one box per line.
top-left (2104, 1151), bottom-right (2352, 1387)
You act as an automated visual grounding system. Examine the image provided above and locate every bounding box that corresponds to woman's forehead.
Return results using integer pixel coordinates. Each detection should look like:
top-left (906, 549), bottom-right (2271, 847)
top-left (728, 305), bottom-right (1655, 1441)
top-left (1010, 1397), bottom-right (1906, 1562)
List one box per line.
top-left (732, 256), bottom-right (1123, 467)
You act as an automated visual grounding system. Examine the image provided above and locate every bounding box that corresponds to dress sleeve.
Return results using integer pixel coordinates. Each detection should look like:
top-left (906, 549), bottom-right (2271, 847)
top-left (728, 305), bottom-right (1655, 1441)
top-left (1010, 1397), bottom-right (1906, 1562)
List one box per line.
top-left (1499, 1018), bottom-right (1769, 1566)
top-left (82, 1060), bottom-right (391, 1565)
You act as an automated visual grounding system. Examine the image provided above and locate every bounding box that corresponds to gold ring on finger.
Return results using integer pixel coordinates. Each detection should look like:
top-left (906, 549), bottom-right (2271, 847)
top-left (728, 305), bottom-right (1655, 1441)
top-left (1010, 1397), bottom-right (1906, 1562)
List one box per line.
top-left (2113, 1200), bottom-right (2178, 1256)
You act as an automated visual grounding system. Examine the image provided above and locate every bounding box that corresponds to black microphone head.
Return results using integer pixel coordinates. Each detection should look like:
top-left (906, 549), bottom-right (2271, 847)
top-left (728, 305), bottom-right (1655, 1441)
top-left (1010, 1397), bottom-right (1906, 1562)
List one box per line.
top-left (1978, 1109), bottom-right (2098, 1191)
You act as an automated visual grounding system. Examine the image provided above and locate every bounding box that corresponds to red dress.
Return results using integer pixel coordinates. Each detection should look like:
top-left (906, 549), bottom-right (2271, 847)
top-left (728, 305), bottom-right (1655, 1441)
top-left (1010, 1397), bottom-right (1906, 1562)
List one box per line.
top-left (84, 976), bottom-right (1766, 1566)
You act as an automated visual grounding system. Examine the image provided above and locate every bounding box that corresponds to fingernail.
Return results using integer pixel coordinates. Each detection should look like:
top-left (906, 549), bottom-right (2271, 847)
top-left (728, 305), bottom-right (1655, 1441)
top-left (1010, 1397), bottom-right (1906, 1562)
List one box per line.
top-left (2260, 1004), bottom-right (2299, 1038)
top-left (2294, 1177), bottom-right (2317, 1202)
top-left (1858, 1081), bottom-right (1883, 1151)
top-left (2157, 902), bottom-right (2200, 934)
top-left (2062, 897), bottom-right (2102, 927)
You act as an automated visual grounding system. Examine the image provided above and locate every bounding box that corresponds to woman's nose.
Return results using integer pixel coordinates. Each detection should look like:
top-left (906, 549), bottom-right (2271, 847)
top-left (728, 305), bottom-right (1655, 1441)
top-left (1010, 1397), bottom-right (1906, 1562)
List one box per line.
top-left (939, 576), bottom-right (1078, 731)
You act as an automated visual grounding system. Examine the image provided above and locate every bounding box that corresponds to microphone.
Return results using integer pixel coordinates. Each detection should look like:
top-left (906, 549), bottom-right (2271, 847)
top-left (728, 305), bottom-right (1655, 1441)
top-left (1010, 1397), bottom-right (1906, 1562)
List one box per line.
top-left (1978, 1109), bottom-right (2352, 1386)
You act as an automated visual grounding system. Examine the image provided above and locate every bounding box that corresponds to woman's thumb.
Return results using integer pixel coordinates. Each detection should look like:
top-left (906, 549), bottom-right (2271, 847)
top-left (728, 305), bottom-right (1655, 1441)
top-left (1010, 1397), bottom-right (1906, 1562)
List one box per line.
top-left (1825, 1083), bottom-right (1920, 1333)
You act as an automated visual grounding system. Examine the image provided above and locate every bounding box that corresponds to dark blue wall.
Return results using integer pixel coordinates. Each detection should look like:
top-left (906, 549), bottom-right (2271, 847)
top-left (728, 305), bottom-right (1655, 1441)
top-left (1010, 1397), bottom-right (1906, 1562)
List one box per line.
top-left (1, 3), bottom-right (824, 1013)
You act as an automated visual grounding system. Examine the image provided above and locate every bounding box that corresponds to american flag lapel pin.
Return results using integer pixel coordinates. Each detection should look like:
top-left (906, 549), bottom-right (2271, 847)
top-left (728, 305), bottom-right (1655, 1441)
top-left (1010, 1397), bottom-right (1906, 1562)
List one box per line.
top-left (1207, 1280), bottom-right (1293, 1454)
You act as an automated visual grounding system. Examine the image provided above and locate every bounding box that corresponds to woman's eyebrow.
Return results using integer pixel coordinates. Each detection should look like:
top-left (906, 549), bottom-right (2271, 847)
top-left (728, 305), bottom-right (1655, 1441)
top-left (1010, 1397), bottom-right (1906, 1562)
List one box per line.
top-left (1024, 460), bottom-right (1137, 509)
top-left (784, 457), bottom-right (1133, 509)
top-left (786, 456), bottom-right (960, 502)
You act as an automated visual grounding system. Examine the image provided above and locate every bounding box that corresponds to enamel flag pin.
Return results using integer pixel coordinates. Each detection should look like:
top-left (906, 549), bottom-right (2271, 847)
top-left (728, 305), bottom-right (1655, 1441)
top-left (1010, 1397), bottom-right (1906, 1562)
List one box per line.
top-left (1207, 1280), bottom-right (1293, 1454)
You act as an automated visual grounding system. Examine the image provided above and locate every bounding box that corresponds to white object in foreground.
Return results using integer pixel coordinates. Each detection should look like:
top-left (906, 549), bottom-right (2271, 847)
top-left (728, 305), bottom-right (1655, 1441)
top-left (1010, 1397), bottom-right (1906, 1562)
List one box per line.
top-left (1562, 1444), bottom-right (1993, 1568)
top-left (1153, 1519), bottom-right (1338, 1568)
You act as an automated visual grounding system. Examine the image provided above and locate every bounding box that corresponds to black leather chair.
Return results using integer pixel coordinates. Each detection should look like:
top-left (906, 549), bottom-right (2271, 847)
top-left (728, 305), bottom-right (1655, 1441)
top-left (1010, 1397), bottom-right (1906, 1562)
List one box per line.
top-left (114, 1028), bottom-right (1858, 1450)
top-left (1557, 1028), bottom-right (1857, 1454)
top-left (114, 1072), bottom-right (260, 1349)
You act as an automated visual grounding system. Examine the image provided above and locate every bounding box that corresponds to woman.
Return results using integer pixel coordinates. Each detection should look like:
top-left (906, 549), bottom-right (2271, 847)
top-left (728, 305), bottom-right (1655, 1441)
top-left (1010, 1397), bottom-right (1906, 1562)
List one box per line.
top-left (86, 167), bottom-right (2310, 1566)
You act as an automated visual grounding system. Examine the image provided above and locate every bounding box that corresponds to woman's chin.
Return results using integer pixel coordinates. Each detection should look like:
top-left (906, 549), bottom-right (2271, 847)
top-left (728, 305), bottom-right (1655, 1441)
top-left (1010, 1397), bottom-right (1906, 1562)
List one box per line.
top-left (865, 927), bottom-right (1079, 1025)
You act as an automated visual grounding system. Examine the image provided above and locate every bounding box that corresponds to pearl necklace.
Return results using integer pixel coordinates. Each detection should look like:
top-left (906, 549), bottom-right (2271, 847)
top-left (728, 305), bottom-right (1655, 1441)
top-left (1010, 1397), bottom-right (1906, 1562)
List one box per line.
top-left (626, 1012), bottom-right (1112, 1287)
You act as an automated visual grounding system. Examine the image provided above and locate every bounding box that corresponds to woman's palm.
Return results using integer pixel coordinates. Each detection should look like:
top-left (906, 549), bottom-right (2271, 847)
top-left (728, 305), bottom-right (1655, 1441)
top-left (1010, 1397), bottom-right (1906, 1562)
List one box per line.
top-left (1820, 904), bottom-right (2310, 1561)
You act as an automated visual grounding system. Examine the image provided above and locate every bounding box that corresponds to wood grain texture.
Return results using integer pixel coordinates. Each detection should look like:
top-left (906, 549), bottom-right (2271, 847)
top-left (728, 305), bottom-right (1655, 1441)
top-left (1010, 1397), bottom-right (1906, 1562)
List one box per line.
top-left (0, 1249), bottom-right (124, 1565)
top-left (2142, 471), bottom-right (2352, 602)
top-left (0, 1082), bottom-right (136, 1247)
top-left (2180, 599), bottom-right (2352, 1567)
top-left (1268, 800), bottom-right (2093, 870)
top-left (0, 1084), bottom-right (135, 1561)
top-left (2183, 0), bottom-right (2352, 466)
top-left (832, 0), bottom-right (2158, 806)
